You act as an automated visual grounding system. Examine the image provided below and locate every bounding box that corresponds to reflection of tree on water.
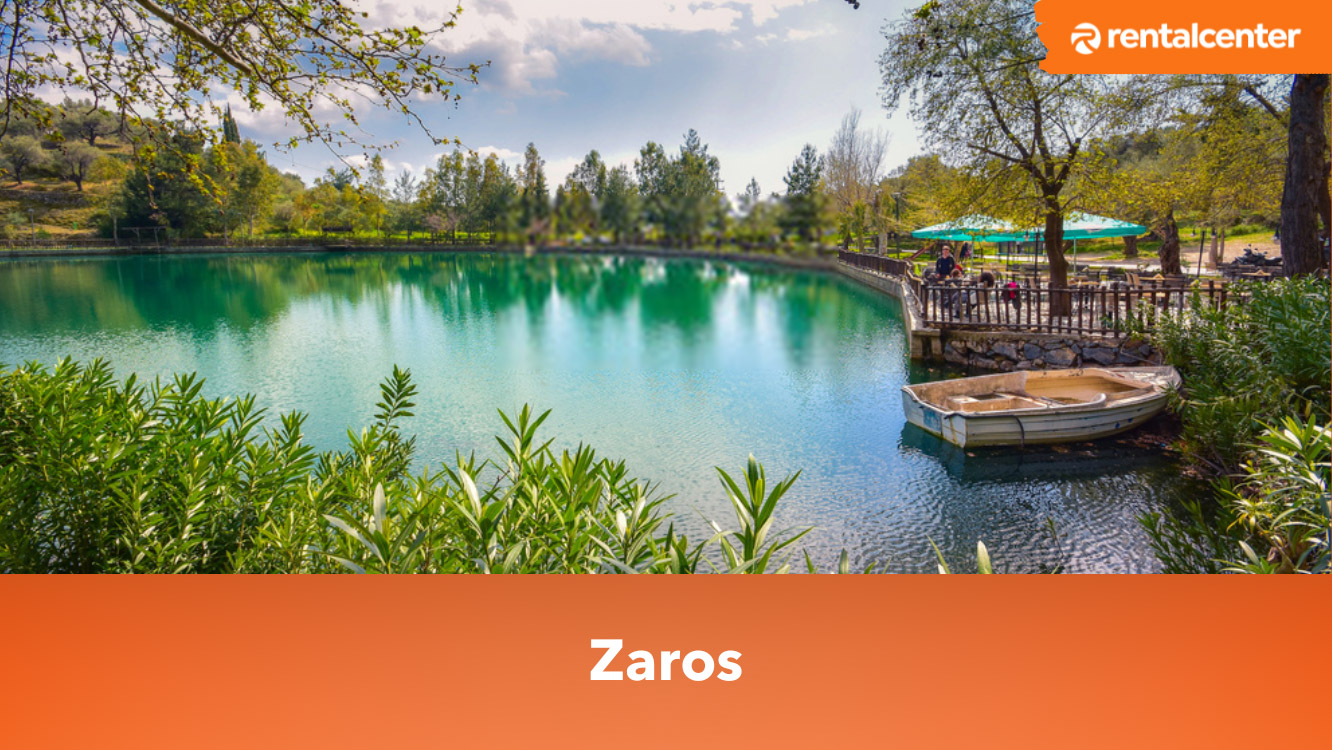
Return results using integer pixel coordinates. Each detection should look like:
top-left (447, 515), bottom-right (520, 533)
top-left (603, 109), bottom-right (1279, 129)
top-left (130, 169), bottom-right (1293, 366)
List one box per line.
top-left (0, 252), bottom-right (900, 357)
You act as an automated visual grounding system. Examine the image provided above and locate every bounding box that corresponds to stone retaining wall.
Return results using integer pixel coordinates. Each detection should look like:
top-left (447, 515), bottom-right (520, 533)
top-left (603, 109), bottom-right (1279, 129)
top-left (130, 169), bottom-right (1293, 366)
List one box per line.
top-left (937, 331), bottom-right (1160, 372)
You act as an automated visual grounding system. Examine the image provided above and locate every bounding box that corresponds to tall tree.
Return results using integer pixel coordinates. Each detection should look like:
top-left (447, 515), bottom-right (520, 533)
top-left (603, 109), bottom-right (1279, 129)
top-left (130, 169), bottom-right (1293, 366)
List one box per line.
top-left (519, 143), bottom-right (550, 240)
top-left (664, 129), bottom-right (722, 246)
top-left (635, 141), bottom-right (670, 235)
top-left (881, 0), bottom-right (1151, 308)
top-left (221, 105), bottom-right (241, 144)
top-left (826, 107), bottom-right (888, 249)
top-left (783, 144), bottom-right (824, 242)
top-left (1280, 74), bottom-right (1331, 275)
top-left (1177, 75), bottom-right (1330, 272)
top-left (570, 150), bottom-right (609, 202)
top-left (600, 165), bottom-right (641, 244)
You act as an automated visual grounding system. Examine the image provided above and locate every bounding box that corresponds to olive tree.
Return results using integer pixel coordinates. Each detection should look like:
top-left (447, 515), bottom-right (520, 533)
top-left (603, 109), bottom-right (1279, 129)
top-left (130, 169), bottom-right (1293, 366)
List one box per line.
top-left (56, 141), bottom-right (103, 190)
top-left (0, 135), bottom-right (45, 184)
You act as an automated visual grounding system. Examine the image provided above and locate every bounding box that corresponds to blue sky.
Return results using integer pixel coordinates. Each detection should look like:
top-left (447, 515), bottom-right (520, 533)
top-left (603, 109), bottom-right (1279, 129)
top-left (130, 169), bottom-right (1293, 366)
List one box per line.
top-left (241, 1), bottom-right (925, 202)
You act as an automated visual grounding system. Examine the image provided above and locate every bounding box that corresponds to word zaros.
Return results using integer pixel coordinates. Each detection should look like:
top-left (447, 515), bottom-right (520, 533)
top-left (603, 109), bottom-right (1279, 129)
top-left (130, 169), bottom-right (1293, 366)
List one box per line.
top-left (589, 639), bottom-right (742, 682)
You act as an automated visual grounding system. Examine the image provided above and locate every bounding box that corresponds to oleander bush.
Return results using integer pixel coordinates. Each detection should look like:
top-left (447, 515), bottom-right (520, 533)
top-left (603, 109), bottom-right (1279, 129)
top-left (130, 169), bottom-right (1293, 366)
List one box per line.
top-left (1147, 277), bottom-right (1330, 474)
top-left (1142, 417), bottom-right (1330, 574)
top-left (1138, 277), bottom-right (1330, 573)
top-left (0, 359), bottom-right (820, 574)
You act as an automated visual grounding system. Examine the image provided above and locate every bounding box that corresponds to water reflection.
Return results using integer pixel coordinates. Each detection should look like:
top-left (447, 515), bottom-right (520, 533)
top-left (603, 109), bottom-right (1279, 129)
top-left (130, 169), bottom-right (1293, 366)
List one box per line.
top-left (0, 251), bottom-right (1193, 572)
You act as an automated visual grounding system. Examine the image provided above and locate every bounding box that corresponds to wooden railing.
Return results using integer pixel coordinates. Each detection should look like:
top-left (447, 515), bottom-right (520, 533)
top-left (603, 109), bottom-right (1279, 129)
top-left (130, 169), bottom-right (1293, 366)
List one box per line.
top-left (920, 280), bottom-right (1243, 338)
top-left (838, 251), bottom-right (922, 297)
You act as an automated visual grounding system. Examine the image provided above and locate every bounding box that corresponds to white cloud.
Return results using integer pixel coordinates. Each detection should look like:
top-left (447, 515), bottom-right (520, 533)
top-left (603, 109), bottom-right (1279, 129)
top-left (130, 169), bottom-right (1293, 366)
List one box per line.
top-left (367, 1), bottom-right (816, 96)
top-left (786, 24), bottom-right (836, 42)
top-left (475, 145), bottom-right (524, 163)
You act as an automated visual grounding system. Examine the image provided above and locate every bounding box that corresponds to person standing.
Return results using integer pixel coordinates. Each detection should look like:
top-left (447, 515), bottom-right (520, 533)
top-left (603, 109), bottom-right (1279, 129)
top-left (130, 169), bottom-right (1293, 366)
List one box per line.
top-left (935, 245), bottom-right (956, 278)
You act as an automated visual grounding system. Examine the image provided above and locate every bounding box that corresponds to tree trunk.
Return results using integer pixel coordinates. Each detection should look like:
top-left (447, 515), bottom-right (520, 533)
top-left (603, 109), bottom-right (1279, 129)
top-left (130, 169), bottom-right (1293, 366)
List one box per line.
top-left (1280, 74), bottom-right (1331, 276)
top-left (1209, 229), bottom-right (1220, 267)
top-left (1320, 154), bottom-right (1331, 243)
top-left (1157, 210), bottom-right (1182, 274)
top-left (1043, 202), bottom-right (1070, 316)
top-left (1123, 234), bottom-right (1139, 259)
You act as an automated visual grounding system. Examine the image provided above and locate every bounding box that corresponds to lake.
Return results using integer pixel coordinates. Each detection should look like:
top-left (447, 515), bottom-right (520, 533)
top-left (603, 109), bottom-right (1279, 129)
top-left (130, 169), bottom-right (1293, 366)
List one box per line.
top-left (0, 251), bottom-right (1197, 572)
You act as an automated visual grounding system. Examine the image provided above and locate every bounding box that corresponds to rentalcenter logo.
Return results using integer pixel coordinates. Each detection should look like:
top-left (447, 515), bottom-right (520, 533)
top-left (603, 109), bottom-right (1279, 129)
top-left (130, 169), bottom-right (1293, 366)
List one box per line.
top-left (1071, 23), bottom-right (1101, 54)
top-left (1070, 21), bottom-right (1302, 53)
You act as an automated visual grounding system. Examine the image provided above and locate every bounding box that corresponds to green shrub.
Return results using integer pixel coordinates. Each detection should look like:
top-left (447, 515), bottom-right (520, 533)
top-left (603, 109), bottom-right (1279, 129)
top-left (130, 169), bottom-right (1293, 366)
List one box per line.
top-left (0, 359), bottom-right (815, 574)
top-left (1143, 417), bottom-right (1329, 574)
top-left (1146, 277), bottom-right (1330, 474)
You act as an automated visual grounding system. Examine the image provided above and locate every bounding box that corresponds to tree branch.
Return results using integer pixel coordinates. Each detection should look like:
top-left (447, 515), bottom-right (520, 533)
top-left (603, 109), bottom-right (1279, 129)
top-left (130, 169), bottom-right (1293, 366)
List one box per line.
top-left (129, 0), bottom-right (256, 77)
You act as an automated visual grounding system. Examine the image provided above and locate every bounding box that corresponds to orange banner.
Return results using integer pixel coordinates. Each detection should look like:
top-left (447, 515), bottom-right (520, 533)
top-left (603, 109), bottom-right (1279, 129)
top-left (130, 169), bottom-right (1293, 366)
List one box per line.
top-left (1036, 0), bottom-right (1332, 73)
top-left (2, 576), bottom-right (1329, 749)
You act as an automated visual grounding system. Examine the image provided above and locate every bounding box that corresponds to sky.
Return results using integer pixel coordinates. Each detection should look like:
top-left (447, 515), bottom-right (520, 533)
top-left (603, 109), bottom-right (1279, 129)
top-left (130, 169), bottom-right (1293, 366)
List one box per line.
top-left (240, 0), bottom-right (927, 203)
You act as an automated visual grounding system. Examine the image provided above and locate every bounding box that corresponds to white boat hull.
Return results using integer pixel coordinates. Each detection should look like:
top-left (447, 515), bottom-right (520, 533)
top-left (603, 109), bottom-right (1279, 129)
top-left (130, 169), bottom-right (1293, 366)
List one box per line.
top-left (901, 367), bottom-right (1178, 448)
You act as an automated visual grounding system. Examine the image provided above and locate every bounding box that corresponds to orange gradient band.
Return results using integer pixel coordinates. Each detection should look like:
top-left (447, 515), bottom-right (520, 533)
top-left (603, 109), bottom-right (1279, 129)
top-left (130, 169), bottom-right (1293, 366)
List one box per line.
top-left (2, 577), bottom-right (1329, 749)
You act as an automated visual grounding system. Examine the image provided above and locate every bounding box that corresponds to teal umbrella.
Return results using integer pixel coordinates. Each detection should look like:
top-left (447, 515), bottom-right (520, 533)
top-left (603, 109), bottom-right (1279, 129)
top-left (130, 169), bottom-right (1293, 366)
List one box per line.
top-left (991, 213), bottom-right (1145, 242)
top-left (911, 215), bottom-right (1016, 243)
top-left (992, 213), bottom-right (1147, 274)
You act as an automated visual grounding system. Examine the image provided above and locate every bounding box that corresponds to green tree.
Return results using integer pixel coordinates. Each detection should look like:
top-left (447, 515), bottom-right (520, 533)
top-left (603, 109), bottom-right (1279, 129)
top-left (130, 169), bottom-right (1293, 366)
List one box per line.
top-left (635, 140), bottom-right (670, 235)
top-left (362, 154), bottom-right (390, 236)
top-left (55, 141), bottom-right (102, 191)
top-left (0, 135), bottom-right (45, 184)
top-left (1279, 75), bottom-right (1331, 275)
top-left (783, 144), bottom-right (824, 242)
top-left (3, 0), bottom-right (481, 158)
top-left (221, 105), bottom-right (241, 144)
top-left (221, 141), bottom-right (280, 236)
top-left (111, 136), bottom-right (215, 236)
top-left (880, 0), bottom-right (1152, 309)
top-left (600, 165), bottom-right (641, 244)
top-left (58, 98), bottom-right (117, 145)
top-left (670, 129), bottom-right (723, 246)
top-left (389, 171), bottom-right (421, 239)
top-left (570, 149), bottom-right (609, 202)
top-left (519, 143), bottom-right (550, 240)
top-left (477, 154), bottom-right (519, 239)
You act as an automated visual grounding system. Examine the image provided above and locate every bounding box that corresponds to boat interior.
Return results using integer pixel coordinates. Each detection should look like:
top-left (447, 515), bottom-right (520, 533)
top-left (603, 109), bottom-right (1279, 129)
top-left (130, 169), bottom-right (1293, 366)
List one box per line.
top-left (907, 370), bottom-right (1155, 414)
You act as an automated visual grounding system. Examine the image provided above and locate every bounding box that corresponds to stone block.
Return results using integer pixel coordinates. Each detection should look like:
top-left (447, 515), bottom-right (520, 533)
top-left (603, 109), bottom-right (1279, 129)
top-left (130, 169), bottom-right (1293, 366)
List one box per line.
top-left (1046, 347), bottom-right (1077, 367)
top-left (1083, 347), bottom-right (1118, 366)
top-left (943, 348), bottom-right (968, 365)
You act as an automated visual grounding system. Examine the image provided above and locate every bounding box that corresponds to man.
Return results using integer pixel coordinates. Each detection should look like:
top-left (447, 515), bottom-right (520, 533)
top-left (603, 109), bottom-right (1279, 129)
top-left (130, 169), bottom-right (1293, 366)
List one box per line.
top-left (935, 244), bottom-right (956, 278)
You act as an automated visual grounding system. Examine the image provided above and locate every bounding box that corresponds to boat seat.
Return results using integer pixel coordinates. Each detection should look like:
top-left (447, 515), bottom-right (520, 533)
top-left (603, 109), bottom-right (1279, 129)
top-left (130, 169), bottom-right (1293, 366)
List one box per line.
top-left (945, 393), bottom-right (1046, 413)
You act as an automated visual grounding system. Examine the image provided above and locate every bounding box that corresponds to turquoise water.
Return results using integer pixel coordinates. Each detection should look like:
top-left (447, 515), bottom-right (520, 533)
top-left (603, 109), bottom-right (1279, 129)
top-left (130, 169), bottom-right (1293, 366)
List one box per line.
top-left (0, 251), bottom-right (1196, 572)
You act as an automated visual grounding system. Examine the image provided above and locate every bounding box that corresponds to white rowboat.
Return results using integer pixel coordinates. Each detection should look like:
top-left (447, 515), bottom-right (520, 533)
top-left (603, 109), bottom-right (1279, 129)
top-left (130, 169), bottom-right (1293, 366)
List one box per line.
top-left (901, 367), bottom-right (1180, 448)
